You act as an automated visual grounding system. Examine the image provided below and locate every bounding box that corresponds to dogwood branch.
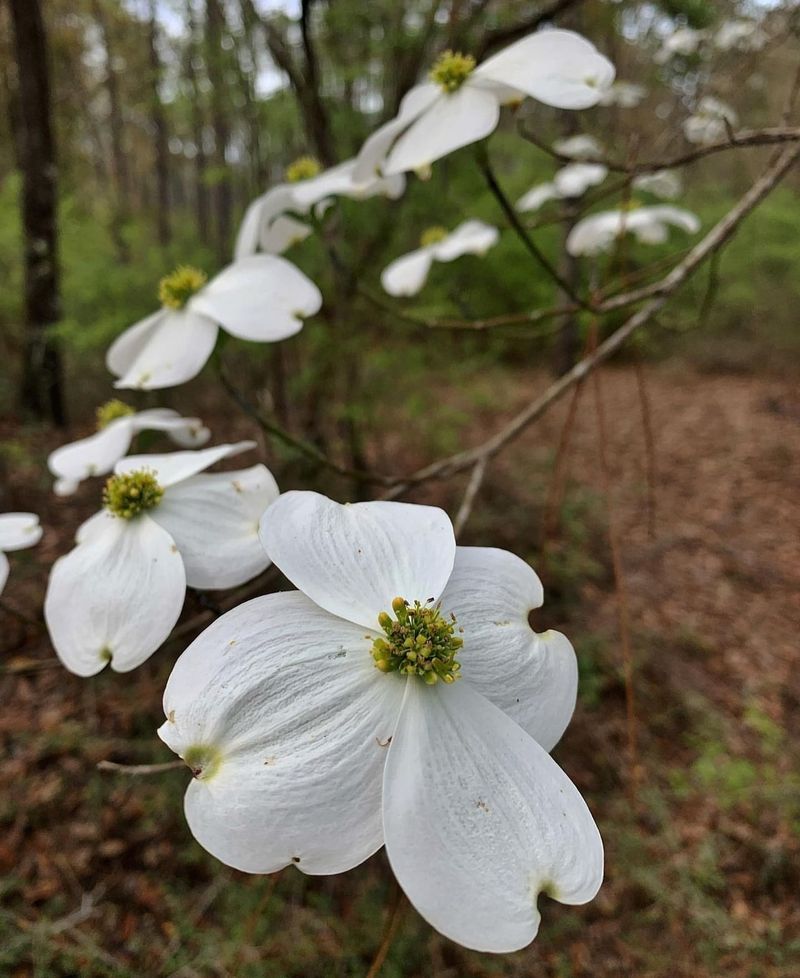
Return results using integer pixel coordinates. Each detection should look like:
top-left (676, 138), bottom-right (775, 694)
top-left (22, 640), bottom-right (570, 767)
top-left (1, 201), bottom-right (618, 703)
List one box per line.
top-left (520, 124), bottom-right (800, 174)
top-left (384, 141), bottom-right (800, 496)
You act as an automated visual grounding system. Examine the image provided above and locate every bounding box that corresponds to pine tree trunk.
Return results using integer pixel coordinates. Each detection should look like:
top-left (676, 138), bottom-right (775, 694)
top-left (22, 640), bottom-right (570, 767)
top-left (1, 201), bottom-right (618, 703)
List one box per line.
top-left (8, 0), bottom-right (65, 425)
top-left (205, 0), bottom-right (232, 263)
top-left (148, 0), bottom-right (171, 245)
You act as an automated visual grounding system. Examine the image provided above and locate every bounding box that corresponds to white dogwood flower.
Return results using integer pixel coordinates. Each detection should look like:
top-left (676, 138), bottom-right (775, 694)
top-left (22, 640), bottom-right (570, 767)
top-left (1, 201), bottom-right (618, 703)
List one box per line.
top-left (683, 96), bottom-right (738, 145)
top-left (517, 162), bottom-right (607, 213)
top-left (714, 20), bottom-right (767, 52)
top-left (656, 26), bottom-right (706, 63)
top-left (235, 156), bottom-right (406, 258)
top-left (107, 257), bottom-right (322, 390)
top-left (552, 133), bottom-right (604, 160)
top-left (158, 492), bottom-right (603, 954)
top-left (0, 513), bottom-right (42, 595)
top-left (47, 401), bottom-right (210, 496)
top-left (354, 30), bottom-right (614, 178)
top-left (381, 220), bottom-right (499, 297)
top-left (599, 81), bottom-right (646, 108)
top-left (554, 162), bottom-right (608, 197)
top-left (516, 181), bottom-right (562, 212)
top-left (45, 442), bottom-right (278, 677)
top-left (632, 169), bottom-right (683, 200)
top-left (567, 205), bottom-right (700, 256)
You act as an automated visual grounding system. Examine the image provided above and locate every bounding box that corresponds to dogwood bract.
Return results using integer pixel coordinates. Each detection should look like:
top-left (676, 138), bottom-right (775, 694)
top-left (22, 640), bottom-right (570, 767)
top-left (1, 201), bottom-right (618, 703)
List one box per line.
top-left (599, 81), bottom-right (646, 108)
top-left (106, 256), bottom-right (322, 390)
top-left (354, 30), bottom-right (614, 178)
top-left (45, 442), bottom-right (278, 677)
top-left (235, 157), bottom-right (405, 259)
top-left (553, 133), bottom-right (604, 160)
top-left (158, 492), bottom-right (603, 953)
top-left (47, 402), bottom-right (210, 496)
top-left (381, 220), bottom-right (499, 297)
top-left (683, 96), bottom-right (738, 145)
top-left (517, 163), bottom-right (607, 213)
top-left (632, 169), bottom-right (682, 200)
top-left (0, 513), bottom-right (42, 595)
top-left (567, 205), bottom-right (700, 256)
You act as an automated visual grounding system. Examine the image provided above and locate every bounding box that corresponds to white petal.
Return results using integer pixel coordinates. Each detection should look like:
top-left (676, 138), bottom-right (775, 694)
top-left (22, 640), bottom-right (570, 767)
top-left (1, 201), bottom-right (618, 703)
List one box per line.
top-left (54, 478), bottom-right (80, 497)
top-left (554, 162), bottom-right (608, 198)
top-left (553, 134), bottom-right (604, 160)
top-left (439, 547), bottom-right (576, 750)
top-left (0, 512), bottom-right (43, 551)
top-left (47, 418), bottom-right (135, 485)
top-left (150, 464), bottom-right (278, 589)
top-left (385, 85), bottom-right (500, 175)
top-left (113, 310), bottom-right (219, 390)
top-left (260, 214), bottom-right (312, 254)
top-left (44, 515), bottom-right (185, 676)
top-left (432, 220), bottom-right (499, 261)
top-left (631, 170), bottom-right (682, 200)
top-left (106, 310), bottom-right (165, 378)
top-left (475, 29), bottom-right (615, 110)
top-left (517, 182), bottom-right (561, 212)
top-left (158, 591), bottom-right (405, 874)
top-left (381, 247), bottom-right (435, 297)
top-left (132, 409), bottom-right (211, 448)
top-left (0, 551), bottom-right (8, 594)
top-left (234, 197), bottom-right (264, 260)
top-left (384, 681), bottom-right (604, 953)
top-left (259, 491), bottom-right (456, 630)
top-left (352, 83), bottom-right (439, 182)
top-left (114, 441), bottom-right (256, 488)
top-left (643, 205), bottom-right (701, 235)
top-left (190, 255), bottom-right (321, 343)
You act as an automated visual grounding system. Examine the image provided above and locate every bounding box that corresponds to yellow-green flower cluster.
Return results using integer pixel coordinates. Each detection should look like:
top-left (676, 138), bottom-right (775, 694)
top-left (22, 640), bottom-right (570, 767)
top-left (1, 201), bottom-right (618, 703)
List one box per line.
top-left (429, 50), bottom-right (476, 93)
top-left (285, 156), bottom-right (322, 183)
top-left (103, 470), bottom-right (164, 519)
top-left (371, 597), bottom-right (463, 685)
top-left (95, 399), bottom-right (135, 430)
top-left (158, 265), bottom-right (207, 309)
top-left (420, 225), bottom-right (448, 248)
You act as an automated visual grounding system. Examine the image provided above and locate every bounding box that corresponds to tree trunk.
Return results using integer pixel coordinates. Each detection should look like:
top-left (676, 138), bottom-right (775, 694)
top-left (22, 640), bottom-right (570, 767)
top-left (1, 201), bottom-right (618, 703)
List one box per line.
top-left (8, 0), bottom-right (65, 425)
top-left (148, 0), bottom-right (171, 245)
top-left (92, 0), bottom-right (130, 262)
top-left (185, 2), bottom-right (210, 244)
top-left (205, 0), bottom-right (232, 263)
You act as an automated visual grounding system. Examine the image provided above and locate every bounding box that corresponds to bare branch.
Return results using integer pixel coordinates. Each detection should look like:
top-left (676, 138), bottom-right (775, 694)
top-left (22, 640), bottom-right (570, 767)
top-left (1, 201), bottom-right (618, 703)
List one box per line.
top-left (385, 142), bottom-right (800, 496)
top-left (454, 458), bottom-right (488, 535)
top-left (520, 123), bottom-right (800, 174)
top-left (97, 760), bottom-right (185, 775)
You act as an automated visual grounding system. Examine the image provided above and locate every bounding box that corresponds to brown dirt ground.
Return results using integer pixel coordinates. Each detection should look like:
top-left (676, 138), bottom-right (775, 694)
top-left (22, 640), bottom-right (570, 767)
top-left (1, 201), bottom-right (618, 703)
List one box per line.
top-left (1, 361), bottom-right (799, 977)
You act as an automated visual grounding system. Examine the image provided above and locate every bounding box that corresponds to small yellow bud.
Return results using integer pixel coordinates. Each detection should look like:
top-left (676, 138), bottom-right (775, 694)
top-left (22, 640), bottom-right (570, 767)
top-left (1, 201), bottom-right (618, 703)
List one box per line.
top-left (285, 156), bottom-right (322, 183)
top-left (420, 225), bottom-right (448, 248)
top-left (158, 265), bottom-right (207, 309)
top-left (96, 398), bottom-right (135, 430)
top-left (429, 50), bottom-right (476, 93)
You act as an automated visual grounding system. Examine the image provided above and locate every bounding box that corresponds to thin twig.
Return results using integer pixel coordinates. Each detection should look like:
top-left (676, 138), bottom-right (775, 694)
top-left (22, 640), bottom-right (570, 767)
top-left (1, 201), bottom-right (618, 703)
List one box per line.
top-left (453, 458), bottom-right (487, 535)
top-left (519, 124), bottom-right (800, 174)
top-left (364, 880), bottom-right (407, 978)
top-left (97, 760), bottom-right (185, 775)
top-left (476, 144), bottom-right (590, 309)
top-left (633, 358), bottom-right (658, 541)
top-left (590, 357), bottom-right (640, 802)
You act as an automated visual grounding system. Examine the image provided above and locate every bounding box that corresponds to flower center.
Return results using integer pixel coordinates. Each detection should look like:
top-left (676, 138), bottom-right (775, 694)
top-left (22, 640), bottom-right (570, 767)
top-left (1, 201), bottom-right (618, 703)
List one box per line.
top-left (371, 597), bottom-right (463, 685)
top-left (429, 50), bottom-right (476, 93)
top-left (103, 469), bottom-right (164, 519)
top-left (285, 156), bottom-right (322, 182)
top-left (420, 225), bottom-right (448, 248)
top-left (158, 265), bottom-right (207, 309)
top-left (96, 398), bottom-right (135, 429)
